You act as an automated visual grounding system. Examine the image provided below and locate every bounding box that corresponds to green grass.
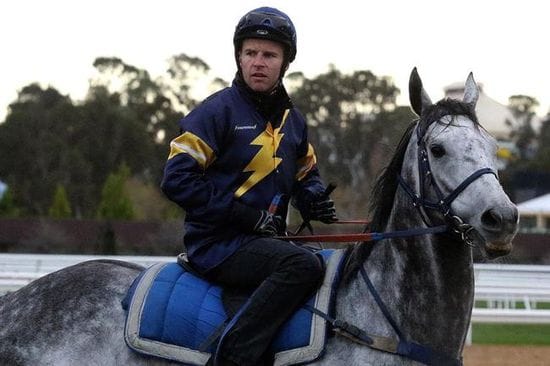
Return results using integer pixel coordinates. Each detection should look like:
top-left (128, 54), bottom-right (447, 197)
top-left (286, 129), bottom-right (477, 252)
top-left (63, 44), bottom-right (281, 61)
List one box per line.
top-left (472, 323), bottom-right (550, 345)
top-left (474, 301), bottom-right (550, 310)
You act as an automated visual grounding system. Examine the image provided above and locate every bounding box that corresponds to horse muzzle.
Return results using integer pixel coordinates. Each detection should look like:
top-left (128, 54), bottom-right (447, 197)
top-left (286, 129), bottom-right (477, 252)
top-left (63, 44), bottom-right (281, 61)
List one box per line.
top-left (478, 203), bottom-right (519, 257)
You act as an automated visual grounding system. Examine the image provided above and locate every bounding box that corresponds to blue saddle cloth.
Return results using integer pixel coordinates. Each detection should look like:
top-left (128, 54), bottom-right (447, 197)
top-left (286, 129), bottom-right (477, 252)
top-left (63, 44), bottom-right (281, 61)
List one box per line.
top-left (122, 249), bottom-right (345, 366)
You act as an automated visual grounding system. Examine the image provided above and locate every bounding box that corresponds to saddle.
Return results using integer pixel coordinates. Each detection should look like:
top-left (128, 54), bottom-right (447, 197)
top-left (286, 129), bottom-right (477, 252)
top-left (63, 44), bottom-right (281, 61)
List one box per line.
top-left (122, 249), bottom-right (345, 366)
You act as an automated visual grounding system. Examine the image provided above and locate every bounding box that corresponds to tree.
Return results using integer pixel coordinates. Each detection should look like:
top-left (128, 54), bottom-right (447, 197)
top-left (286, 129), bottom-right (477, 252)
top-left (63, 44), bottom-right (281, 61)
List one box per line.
top-left (90, 56), bottom-right (188, 144)
top-left (0, 188), bottom-right (20, 217)
top-left (500, 96), bottom-right (550, 201)
top-left (96, 164), bottom-right (135, 220)
top-left (0, 84), bottom-right (82, 215)
top-left (0, 57), bottom-right (419, 220)
top-left (90, 56), bottom-right (188, 183)
top-left (48, 184), bottom-right (72, 218)
top-left (507, 95), bottom-right (539, 160)
top-left (531, 112), bottom-right (550, 171)
top-left (157, 53), bottom-right (227, 141)
top-left (0, 54), bottom-right (205, 217)
top-left (124, 177), bottom-right (183, 220)
top-left (287, 67), bottom-right (405, 216)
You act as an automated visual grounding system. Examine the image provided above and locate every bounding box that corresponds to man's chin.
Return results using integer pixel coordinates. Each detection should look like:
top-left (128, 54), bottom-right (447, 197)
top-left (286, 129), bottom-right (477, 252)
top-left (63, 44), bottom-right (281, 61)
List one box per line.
top-left (248, 80), bottom-right (276, 93)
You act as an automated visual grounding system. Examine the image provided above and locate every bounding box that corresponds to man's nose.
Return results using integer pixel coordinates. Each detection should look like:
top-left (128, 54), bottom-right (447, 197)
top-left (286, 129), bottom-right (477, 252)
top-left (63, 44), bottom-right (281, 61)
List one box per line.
top-left (252, 55), bottom-right (266, 67)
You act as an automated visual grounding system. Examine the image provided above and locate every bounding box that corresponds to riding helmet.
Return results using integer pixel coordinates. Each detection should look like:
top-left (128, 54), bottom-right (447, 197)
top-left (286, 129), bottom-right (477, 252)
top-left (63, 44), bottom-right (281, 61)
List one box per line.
top-left (233, 7), bottom-right (297, 63)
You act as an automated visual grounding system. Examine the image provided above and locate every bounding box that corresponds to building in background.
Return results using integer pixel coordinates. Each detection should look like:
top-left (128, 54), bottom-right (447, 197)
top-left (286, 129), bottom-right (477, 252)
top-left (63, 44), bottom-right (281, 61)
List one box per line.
top-left (517, 193), bottom-right (550, 233)
top-left (445, 82), bottom-right (518, 140)
top-left (444, 82), bottom-right (541, 170)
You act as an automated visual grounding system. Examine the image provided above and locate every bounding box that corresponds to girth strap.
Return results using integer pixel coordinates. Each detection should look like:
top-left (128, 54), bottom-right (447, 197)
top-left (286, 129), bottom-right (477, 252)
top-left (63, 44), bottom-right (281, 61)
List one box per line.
top-left (303, 299), bottom-right (462, 365)
top-left (359, 267), bottom-right (463, 366)
top-left (302, 304), bottom-right (399, 354)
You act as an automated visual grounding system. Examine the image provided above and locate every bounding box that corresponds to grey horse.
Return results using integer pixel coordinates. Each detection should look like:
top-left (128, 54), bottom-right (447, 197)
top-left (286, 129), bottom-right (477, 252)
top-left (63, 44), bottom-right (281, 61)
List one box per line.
top-left (0, 69), bottom-right (518, 365)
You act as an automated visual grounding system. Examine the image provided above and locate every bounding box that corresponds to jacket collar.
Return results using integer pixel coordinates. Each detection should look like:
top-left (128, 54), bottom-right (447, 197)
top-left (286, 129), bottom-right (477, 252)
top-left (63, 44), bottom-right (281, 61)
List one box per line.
top-left (233, 72), bottom-right (293, 125)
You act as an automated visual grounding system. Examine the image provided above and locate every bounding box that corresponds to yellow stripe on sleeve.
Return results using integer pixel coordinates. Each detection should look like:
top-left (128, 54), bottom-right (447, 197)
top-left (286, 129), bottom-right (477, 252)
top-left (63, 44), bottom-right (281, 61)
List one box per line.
top-left (168, 132), bottom-right (216, 169)
top-left (295, 143), bottom-right (317, 181)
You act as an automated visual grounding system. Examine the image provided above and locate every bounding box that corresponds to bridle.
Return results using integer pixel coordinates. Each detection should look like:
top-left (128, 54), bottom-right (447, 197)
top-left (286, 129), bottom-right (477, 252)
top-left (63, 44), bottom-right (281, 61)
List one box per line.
top-left (397, 117), bottom-right (497, 245)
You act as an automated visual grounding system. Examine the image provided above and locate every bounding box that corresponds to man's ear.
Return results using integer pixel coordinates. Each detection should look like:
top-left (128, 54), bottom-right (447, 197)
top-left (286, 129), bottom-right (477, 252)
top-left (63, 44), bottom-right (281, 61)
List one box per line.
top-left (237, 51), bottom-right (243, 67)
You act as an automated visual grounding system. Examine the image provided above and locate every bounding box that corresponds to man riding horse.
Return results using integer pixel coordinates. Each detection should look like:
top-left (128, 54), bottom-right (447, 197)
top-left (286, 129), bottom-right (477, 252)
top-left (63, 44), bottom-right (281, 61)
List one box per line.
top-left (161, 7), bottom-right (337, 366)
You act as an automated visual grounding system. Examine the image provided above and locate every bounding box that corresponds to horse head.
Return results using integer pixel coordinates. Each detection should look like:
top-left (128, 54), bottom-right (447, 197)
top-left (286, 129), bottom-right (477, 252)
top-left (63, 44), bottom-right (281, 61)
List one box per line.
top-left (407, 67), bottom-right (519, 258)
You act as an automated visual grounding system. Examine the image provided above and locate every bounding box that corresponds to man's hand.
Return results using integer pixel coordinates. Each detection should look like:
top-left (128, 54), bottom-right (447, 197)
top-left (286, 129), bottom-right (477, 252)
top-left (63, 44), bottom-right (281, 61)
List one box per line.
top-left (308, 197), bottom-right (337, 224)
top-left (294, 190), bottom-right (338, 224)
top-left (254, 211), bottom-right (285, 236)
top-left (230, 202), bottom-right (285, 236)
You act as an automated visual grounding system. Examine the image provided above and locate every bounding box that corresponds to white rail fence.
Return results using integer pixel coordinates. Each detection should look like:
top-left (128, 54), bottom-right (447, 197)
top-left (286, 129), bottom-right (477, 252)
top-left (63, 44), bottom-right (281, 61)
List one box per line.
top-left (0, 254), bottom-right (174, 295)
top-left (472, 263), bottom-right (550, 324)
top-left (2, 254), bottom-right (550, 325)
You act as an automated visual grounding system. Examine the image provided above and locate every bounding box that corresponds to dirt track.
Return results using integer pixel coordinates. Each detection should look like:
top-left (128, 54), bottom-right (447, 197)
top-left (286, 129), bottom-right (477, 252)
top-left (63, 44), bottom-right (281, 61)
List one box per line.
top-left (463, 345), bottom-right (550, 366)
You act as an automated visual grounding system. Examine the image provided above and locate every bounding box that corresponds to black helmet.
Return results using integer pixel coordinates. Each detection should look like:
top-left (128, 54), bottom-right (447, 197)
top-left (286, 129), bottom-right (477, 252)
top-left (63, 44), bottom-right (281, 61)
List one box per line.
top-left (234, 7), bottom-right (297, 63)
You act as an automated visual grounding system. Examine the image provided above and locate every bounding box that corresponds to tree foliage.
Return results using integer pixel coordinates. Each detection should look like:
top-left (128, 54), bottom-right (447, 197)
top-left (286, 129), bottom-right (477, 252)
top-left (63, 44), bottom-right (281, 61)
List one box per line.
top-left (0, 84), bottom-right (82, 215)
top-left (96, 164), bottom-right (135, 220)
top-left (0, 188), bottom-right (20, 218)
top-left (0, 55), bottom-right (209, 217)
top-left (287, 66), bottom-right (412, 216)
top-left (499, 96), bottom-right (550, 201)
top-left (507, 95), bottom-right (539, 160)
top-left (531, 113), bottom-right (550, 171)
top-left (7, 54), bottom-right (532, 219)
top-left (48, 184), bottom-right (72, 218)
top-left (0, 56), bottom-right (418, 219)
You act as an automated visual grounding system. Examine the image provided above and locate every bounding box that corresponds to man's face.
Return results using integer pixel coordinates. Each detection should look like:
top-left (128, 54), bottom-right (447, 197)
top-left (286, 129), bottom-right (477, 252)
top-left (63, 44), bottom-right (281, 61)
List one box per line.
top-left (239, 38), bottom-right (285, 93)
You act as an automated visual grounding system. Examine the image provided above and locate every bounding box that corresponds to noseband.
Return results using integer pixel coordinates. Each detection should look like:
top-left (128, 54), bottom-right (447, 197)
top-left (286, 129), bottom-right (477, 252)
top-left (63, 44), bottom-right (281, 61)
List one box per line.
top-left (397, 119), bottom-right (497, 245)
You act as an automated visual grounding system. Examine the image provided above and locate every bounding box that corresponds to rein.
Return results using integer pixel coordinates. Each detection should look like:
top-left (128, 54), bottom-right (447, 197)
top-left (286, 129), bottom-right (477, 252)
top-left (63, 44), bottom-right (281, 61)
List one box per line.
top-left (277, 225), bottom-right (447, 243)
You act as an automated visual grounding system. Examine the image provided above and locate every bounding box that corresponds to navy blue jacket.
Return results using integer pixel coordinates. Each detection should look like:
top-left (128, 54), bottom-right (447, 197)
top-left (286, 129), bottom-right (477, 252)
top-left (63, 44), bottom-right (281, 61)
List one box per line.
top-left (161, 80), bottom-right (326, 272)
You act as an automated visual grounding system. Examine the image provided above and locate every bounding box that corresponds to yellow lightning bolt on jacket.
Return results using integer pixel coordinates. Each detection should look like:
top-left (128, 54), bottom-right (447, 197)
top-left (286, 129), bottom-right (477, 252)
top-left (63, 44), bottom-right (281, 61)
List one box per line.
top-left (235, 111), bottom-right (288, 198)
top-left (161, 81), bottom-right (325, 271)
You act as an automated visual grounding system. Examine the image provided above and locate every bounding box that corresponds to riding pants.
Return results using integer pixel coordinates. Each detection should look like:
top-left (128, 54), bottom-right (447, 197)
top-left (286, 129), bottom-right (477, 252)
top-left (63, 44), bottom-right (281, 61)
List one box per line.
top-left (204, 237), bottom-right (325, 366)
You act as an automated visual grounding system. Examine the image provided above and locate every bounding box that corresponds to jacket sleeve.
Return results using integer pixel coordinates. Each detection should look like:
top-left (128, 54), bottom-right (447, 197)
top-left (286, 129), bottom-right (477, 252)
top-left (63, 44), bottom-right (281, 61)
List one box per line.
top-left (292, 118), bottom-right (327, 202)
top-left (160, 106), bottom-right (234, 224)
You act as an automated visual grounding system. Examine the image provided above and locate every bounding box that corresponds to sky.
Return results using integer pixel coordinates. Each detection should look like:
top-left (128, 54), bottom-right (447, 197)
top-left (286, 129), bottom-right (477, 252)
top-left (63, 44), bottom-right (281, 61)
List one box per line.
top-left (1, 0), bottom-right (549, 122)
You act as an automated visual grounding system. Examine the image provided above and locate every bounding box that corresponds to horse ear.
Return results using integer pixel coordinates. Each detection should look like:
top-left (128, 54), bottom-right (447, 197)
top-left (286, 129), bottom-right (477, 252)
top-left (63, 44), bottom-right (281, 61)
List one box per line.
top-left (409, 67), bottom-right (432, 116)
top-left (463, 72), bottom-right (479, 107)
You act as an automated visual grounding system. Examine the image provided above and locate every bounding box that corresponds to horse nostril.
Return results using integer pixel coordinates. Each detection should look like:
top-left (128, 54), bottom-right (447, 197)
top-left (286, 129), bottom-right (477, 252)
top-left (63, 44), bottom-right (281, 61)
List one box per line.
top-left (481, 209), bottom-right (502, 231)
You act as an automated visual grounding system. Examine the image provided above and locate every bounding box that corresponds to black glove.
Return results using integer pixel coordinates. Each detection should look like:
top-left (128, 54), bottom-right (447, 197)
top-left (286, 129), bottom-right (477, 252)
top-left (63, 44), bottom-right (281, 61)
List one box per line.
top-left (309, 196), bottom-right (337, 223)
top-left (253, 210), bottom-right (285, 236)
top-left (230, 202), bottom-right (285, 236)
top-left (294, 191), bottom-right (338, 224)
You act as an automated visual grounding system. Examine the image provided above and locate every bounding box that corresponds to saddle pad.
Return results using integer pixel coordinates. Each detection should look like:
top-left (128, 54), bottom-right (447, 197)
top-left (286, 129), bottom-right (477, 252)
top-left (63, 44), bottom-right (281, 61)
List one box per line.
top-left (123, 249), bottom-right (345, 366)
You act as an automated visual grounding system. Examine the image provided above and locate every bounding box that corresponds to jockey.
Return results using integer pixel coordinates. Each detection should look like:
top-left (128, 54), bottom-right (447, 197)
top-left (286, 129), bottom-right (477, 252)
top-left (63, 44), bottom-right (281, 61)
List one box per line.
top-left (161, 7), bottom-right (337, 366)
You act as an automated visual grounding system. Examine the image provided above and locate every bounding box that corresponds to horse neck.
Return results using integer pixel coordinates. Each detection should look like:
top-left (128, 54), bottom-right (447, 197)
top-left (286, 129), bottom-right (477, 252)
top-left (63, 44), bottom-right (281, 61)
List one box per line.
top-left (340, 188), bottom-right (474, 358)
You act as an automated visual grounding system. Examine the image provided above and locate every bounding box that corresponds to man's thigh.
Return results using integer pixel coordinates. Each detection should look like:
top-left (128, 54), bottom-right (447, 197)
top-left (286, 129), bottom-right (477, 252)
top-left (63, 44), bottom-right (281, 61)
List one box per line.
top-left (207, 238), bottom-right (309, 289)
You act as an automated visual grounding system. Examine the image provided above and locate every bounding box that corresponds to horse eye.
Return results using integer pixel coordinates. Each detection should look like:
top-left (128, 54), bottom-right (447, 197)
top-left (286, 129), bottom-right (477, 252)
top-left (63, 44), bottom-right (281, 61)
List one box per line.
top-left (430, 144), bottom-right (446, 158)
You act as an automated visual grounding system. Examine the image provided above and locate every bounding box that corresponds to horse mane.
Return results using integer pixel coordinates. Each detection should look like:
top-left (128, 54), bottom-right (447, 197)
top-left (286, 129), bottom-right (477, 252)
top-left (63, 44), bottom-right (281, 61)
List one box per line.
top-left (341, 98), bottom-right (479, 283)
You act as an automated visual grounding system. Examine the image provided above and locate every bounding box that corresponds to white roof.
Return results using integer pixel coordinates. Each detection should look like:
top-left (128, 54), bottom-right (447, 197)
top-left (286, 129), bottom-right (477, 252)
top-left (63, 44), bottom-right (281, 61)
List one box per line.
top-left (517, 193), bottom-right (550, 215)
top-left (443, 83), bottom-right (542, 140)
top-left (444, 86), bottom-right (516, 140)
